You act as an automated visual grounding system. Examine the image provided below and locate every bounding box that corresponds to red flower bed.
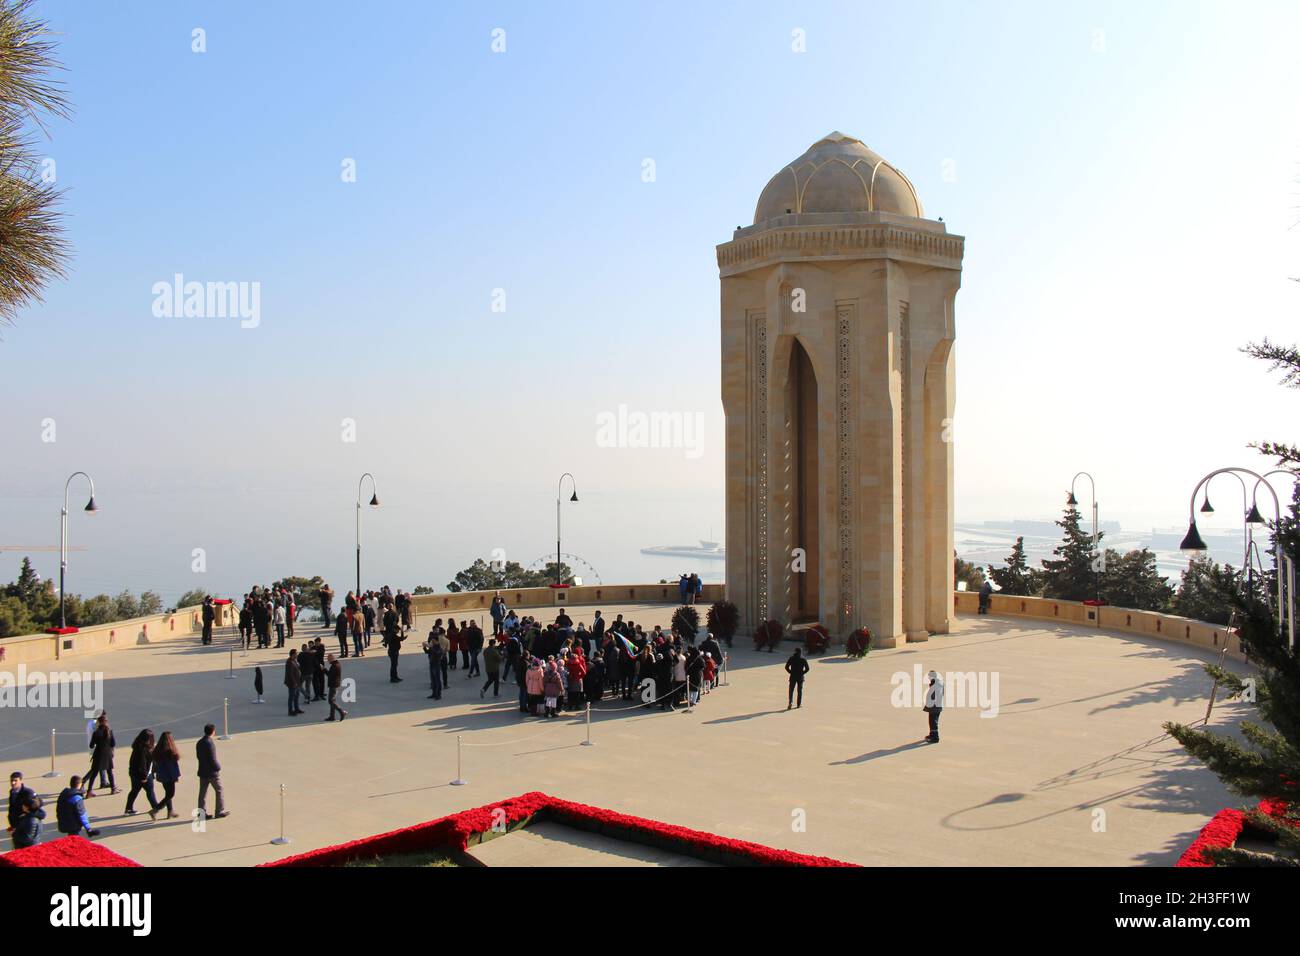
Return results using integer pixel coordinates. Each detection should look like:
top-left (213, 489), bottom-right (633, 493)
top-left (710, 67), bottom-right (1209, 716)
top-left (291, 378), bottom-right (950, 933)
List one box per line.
top-left (1175, 799), bottom-right (1295, 867)
top-left (261, 791), bottom-right (855, 868)
top-left (0, 835), bottom-right (139, 868)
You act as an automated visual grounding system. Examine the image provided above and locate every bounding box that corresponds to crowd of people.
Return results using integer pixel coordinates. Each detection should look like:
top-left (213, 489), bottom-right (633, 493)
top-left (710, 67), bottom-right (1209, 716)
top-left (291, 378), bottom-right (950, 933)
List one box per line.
top-left (420, 599), bottom-right (728, 718)
top-left (6, 714), bottom-right (228, 850)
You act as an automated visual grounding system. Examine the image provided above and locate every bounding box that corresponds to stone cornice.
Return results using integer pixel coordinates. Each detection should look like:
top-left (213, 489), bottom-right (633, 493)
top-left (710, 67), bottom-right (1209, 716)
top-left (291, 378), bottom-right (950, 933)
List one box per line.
top-left (717, 218), bottom-right (964, 276)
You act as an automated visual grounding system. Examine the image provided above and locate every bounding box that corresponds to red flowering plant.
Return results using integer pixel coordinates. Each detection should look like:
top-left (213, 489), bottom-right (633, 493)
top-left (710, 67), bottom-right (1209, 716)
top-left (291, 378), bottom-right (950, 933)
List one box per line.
top-left (803, 624), bottom-right (830, 654)
top-left (845, 627), bottom-right (872, 659)
top-left (1175, 798), bottom-right (1296, 866)
top-left (262, 792), bottom-right (856, 868)
top-left (753, 619), bottom-right (783, 652)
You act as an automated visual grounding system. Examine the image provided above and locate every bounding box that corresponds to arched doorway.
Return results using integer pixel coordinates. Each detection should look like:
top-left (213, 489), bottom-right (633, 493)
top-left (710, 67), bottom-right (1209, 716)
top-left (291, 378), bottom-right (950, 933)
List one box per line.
top-left (787, 338), bottom-right (820, 621)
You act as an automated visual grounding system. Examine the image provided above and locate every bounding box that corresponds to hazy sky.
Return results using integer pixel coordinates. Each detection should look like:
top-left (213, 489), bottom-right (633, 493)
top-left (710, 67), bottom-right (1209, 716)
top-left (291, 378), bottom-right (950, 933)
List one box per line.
top-left (1, 0), bottom-right (1298, 601)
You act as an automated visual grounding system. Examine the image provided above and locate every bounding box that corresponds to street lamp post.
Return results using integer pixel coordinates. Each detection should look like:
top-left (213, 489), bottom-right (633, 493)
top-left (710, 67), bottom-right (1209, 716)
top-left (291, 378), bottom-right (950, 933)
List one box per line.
top-left (556, 473), bottom-right (578, 586)
top-left (1180, 466), bottom-right (1290, 643)
top-left (356, 473), bottom-right (379, 600)
top-left (59, 471), bottom-right (98, 629)
top-left (1068, 471), bottom-right (1101, 601)
top-left (1193, 470), bottom-right (1252, 582)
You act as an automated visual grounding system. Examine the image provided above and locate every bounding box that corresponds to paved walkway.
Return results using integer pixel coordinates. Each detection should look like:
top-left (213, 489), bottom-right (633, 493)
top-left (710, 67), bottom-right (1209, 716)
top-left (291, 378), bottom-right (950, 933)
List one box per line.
top-left (0, 604), bottom-right (1252, 866)
top-left (467, 820), bottom-right (716, 867)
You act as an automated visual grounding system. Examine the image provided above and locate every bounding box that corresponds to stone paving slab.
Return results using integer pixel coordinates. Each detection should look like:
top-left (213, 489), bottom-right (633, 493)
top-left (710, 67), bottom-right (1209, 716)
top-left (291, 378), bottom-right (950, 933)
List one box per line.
top-left (466, 820), bottom-right (716, 867)
top-left (0, 604), bottom-right (1253, 867)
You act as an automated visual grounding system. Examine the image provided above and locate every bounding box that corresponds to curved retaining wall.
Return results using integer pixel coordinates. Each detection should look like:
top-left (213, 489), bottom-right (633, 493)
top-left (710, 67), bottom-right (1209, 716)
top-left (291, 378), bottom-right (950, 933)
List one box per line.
top-left (2, 587), bottom-right (1244, 666)
top-left (953, 591), bottom-right (1246, 661)
top-left (410, 583), bottom-right (725, 619)
top-left (0, 605), bottom-right (207, 669)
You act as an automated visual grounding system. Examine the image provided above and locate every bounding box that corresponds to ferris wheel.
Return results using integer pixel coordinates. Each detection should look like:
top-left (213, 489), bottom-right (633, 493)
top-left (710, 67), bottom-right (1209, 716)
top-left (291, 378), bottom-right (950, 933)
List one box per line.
top-left (525, 552), bottom-right (604, 585)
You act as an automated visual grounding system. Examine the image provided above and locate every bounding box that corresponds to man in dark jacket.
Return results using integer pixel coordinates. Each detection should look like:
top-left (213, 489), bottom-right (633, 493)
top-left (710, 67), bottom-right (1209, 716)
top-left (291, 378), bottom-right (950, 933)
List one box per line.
top-left (285, 649), bottom-right (303, 716)
top-left (383, 609), bottom-right (403, 682)
top-left (55, 777), bottom-right (99, 838)
top-left (785, 647), bottom-right (810, 709)
top-left (11, 794), bottom-right (43, 849)
top-left (196, 724), bottom-right (228, 819)
top-left (466, 621), bottom-right (485, 678)
top-left (201, 596), bottom-right (215, 644)
top-left (7, 771), bottom-right (35, 838)
top-left (325, 653), bottom-right (348, 721)
top-left (699, 634), bottom-right (723, 686)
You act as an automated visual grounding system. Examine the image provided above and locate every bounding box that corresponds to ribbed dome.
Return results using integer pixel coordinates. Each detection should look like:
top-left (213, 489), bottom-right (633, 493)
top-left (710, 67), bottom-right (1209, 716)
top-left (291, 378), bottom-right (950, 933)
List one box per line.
top-left (753, 131), bottom-right (923, 223)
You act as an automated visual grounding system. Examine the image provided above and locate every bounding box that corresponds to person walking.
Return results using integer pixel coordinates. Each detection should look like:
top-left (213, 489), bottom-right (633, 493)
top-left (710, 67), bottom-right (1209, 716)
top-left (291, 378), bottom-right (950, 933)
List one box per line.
top-left (84, 713), bottom-right (118, 798)
top-left (123, 729), bottom-right (160, 816)
top-left (285, 648), bottom-right (304, 716)
top-left (149, 733), bottom-right (181, 820)
top-left (56, 776), bottom-right (100, 837)
top-left (480, 639), bottom-right (501, 698)
top-left (325, 653), bottom-right (348, 721)
top-left (196, 724), bottom-right (228, 819)
top-left (923, 670), bottom-right (945, 743)
top-left (201, 596), bottom-right (215, 645)
top-left (785, 647), bottom-right (809, 710)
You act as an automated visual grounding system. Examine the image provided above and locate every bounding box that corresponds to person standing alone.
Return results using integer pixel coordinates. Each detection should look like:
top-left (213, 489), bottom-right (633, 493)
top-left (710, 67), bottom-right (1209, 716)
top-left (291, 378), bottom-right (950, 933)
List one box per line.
top-left (784, 647), bottom-right (809, 710)
top-left (923, 670), bottom-right (944, 743)
top-left (325, 653), bottom-right (348, 721)
top-left (383, 605), bottom-right (404, 682)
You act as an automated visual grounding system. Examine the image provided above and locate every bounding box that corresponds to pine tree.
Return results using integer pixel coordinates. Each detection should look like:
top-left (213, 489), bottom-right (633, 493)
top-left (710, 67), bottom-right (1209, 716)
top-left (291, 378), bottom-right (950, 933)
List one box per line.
top-left (1099, 548), bottom-right (1174, 610)
top-left (1039, 505), bottom-right (1100, 602)
top-left (1165, 588), bottom-right (1300, 862)
top-left (1165, 341), bottom-right (1300, 864)
top-left (987, 537), bottom-right (1036, 595)
top-left (1171, 557), bottom-right (1239, 625)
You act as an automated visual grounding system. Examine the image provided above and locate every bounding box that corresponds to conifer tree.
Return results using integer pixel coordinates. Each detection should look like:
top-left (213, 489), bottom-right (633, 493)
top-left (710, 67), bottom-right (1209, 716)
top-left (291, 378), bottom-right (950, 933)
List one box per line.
top-left (1039, 505), bottom-right (1100, 602)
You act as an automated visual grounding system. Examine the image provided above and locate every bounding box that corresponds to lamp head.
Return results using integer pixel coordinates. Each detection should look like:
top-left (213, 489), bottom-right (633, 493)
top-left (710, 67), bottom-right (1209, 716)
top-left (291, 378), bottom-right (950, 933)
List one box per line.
top-left (1200, 495), bottom-right (1214, 514)
top-left (1179, 519), bottom-right (1208, 552)
top-left (1245, 503), bottom-right (1265, 526)
top-left (569, 491), bottom-right (578, 503)
top-left (369, 494), bottom-right (379, 508)
top-left (84, 496), bottom-right (98, 514)
top-left (1066, 491), bottom-right (1078, 507)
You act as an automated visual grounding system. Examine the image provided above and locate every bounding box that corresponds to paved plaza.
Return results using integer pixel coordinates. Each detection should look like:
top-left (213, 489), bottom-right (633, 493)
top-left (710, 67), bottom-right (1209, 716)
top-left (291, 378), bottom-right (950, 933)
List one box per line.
top-left (1, 604), bottom-right (1251, 866)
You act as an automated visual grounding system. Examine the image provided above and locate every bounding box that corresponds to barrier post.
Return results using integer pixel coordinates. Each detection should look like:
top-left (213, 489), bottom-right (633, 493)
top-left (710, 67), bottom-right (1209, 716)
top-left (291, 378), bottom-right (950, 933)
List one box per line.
top-left (581, 701), bottom-right (594, 746)
top-left (44, 728), bottom-right (58, 777)
top-left (451, 735), bottom-right (468, 786)
top-left (270, 784), bottom-right (290, 845)
top-left (721, 653), bottom-right (729, 687)
top-left (220, 698), bottom-right (232, 739)
top-left (225, 650), bottom-right (236, 679)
